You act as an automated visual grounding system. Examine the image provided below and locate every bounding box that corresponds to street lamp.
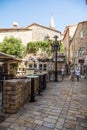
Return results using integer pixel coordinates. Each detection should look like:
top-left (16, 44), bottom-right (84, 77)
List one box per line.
top-left (52, 35), bottom-right (60, 82)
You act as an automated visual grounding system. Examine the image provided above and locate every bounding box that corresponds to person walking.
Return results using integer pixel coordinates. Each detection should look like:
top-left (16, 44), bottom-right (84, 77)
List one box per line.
top-left (75, 68), bottom-right (80, 82)
top-left (61, 67), bottom-right (65, 81)
top-left (70, 67), bottom-right (75, 82)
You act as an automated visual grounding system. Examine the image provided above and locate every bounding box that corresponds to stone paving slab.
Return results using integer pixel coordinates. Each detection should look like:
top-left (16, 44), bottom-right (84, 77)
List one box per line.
top-left (0, 77), bottom-right (87, 130)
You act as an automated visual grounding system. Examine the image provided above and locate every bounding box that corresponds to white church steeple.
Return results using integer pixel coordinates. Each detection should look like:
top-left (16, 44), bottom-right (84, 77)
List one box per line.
top-left (50, 15), bottom-right (55, 29)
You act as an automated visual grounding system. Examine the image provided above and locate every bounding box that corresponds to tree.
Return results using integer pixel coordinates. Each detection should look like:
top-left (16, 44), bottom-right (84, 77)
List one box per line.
top-left (26, 41), bottom-right (51, 54)
top-left (26, 41), bottom-right (64, 56)
top-left (0, 36), bottom-right (26, 58)
top-left (59, 42), bottom-right (64, 52)
top-left (26, 42), bottom-right (38, 53)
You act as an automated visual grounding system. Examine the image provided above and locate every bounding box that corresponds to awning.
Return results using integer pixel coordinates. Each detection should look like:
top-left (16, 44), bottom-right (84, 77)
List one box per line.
top-left (0, 52), bottom-right (21, 62)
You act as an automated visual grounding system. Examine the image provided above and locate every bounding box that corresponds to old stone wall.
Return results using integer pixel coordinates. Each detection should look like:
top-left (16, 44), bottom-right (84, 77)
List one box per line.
top-left (2, 79), bottom-right (31, 114)
top-left (74, 22), bottom-right (87, 50)
top-left (0, 30), bottom-right (32, 45)
top-left (0, 24), bottom-right (61, 46)
top-left (28, 24), bottom-right (61, 41)
top-left (71, 22), bottom-right (87, 65)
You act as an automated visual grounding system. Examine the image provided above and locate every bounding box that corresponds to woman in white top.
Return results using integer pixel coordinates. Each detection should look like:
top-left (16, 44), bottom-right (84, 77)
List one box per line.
top-left (75, 68), bottom-right (80, 82)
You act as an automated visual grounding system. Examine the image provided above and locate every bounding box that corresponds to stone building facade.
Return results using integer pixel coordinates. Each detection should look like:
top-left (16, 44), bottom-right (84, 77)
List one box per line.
top-left (25, 23), bottom-right (61, 41)
top-left (71, 21), bottom-right (87, 75)
top-left (0, 23), bottom-right (61, 46)
top-left (0, 22), bottom-right (62, 74)
top-left (62, 24), bottom-right (77, 65)
top-left (63, 21), bottom-right (87, 75)
top-left (0, 28), bottom-right (32, 46)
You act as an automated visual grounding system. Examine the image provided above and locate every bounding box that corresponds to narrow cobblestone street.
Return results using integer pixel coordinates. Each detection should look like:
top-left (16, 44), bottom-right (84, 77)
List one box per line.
top-left (0, 77), bottom-right (87, 130)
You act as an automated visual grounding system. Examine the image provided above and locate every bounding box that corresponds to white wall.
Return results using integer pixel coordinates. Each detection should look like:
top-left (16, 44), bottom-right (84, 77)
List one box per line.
top-left (0, 30), bottom-right (32, 45)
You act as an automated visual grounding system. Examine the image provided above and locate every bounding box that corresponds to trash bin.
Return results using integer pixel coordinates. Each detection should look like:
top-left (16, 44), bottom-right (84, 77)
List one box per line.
top-left (26, 75), bottom-right (39, 102)
top-left (41, 72), bottom-right (48, 90)
top-left (34, 73), bottom-right (44, 95)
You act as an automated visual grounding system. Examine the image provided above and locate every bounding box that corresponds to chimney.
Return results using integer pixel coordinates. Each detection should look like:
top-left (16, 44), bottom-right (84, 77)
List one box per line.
top-left (13, 22), bottom-right (18, 28)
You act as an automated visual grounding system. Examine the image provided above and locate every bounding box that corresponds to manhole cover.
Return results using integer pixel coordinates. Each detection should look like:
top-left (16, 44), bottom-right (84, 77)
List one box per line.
top-left (0, 115), bottom-right (5, 123)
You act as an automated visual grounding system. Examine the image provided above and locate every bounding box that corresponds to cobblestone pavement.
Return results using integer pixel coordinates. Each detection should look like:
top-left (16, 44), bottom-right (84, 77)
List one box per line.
top-left (0, 77), bottom-right (87, 130)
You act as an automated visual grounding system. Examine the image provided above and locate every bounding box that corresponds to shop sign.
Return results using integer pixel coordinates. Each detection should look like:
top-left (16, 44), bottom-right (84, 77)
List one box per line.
top-left (78, 59), bottom-right (84, 63)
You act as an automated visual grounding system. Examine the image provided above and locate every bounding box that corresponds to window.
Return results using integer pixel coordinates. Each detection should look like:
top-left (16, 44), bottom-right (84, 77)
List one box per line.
top-left (80, 31), bottom-right (83, 39)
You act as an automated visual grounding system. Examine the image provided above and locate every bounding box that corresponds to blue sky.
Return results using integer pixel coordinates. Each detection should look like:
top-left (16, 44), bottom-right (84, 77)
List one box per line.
top-left (0, 0), bottom-right (87, 33)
